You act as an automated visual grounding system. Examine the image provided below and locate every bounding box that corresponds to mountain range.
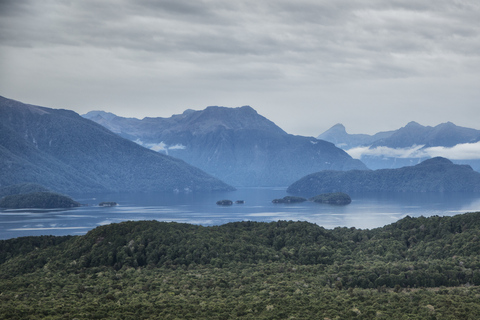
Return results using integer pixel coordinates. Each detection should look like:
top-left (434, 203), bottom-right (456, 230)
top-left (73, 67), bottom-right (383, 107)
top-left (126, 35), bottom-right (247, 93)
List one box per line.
top-left (287, 157), bottom-right (480, 196)
top-left (84, 107), bottom-right (367, 187)
top-left (0, 96), bottom-right (233, 194)
top-left (317, 123), bottom-right (394, 150)
top-left (5, 95), bottom-right (475, 193)
top-left (318, 122), bottom-right (480, 171)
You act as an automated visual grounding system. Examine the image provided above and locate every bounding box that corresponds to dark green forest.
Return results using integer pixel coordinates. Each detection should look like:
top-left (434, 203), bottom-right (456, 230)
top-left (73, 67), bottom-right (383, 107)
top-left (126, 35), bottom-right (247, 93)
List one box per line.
top-left (310, 192), bottom-right (352, 204)
top-left (0, 191), bottom-right (80, 209)
top-left (1, 212), bottom-right (480, 319)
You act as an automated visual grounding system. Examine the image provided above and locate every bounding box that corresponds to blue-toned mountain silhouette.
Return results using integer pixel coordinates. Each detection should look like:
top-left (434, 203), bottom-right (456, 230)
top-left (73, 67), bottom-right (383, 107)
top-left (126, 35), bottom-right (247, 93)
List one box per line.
top-left (318, 122), bottom-right (480, 171)
top-left (287, 157), bottom-right (480, 196)
top-left (0, 96), bottom-right (233, 193)
top-left (84, 107), bottom-right (367, 187)
top-left (317, 123), bottom-right (395, 150)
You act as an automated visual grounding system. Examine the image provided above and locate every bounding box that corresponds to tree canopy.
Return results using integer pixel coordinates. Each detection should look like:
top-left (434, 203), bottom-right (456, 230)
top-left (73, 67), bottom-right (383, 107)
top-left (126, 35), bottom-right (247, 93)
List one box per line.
top-left (1, 212), bottom-right (480, 318)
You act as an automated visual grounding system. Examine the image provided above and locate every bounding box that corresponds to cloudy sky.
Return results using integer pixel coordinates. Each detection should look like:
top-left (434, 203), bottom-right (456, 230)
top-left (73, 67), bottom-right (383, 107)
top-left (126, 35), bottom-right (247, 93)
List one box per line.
top-left (1, 0), bottom-right (479, 136)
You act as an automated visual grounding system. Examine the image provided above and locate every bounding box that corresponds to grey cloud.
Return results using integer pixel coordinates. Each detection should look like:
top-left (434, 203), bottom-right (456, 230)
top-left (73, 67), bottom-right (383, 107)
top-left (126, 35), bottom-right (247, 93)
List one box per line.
top-left (346, 145), bottom-right (426, 160)
top-left (134, 0), bottom-right (214, 17)
top-left (347, 142), bottom-right (480, 161)
top-left (423, 142), bottom-right (480, 160)
top-left (3, 0), bottom-right (478, 71)
top-left (1, 0), bottom-right (479, 136)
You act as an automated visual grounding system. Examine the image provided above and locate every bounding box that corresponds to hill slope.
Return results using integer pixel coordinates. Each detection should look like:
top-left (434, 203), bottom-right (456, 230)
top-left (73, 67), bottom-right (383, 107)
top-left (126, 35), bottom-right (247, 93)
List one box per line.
top-left (84, 107), bottom-right (367, 186)
top-left (0, 96), bottom-right (233, 193)
top-left (287, 157), bottom-right (480, 196)
top-left (0, 191), bottom-right (80, 209)
top-left (2, 212), bottom-right (480, 284)
top-left (0, 183), bottom-right (52, 198)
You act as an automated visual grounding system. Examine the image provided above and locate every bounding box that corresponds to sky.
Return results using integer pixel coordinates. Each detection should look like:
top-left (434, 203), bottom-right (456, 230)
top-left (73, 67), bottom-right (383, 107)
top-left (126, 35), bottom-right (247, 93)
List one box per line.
top-left (1, 0), bottom-right (479, 136)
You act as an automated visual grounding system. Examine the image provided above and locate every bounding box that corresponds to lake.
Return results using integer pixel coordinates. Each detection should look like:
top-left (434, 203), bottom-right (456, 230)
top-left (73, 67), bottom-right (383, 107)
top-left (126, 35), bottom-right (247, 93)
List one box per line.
top-left (1, 188), bottom-right (480, 240)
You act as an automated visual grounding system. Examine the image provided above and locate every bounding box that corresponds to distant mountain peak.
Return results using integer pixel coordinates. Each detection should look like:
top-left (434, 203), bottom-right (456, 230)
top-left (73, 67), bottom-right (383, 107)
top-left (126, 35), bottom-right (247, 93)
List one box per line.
top-left (202, 105), bottom-right (257, 115)
top-left (317, 123), bottom-right (394, 149)
top-left (83, 110), bottom-right (117, 121)
top-left (330, 123), bottom-right (347, 132)
top-left (179, 105), bottom-right (286, 135)
top-left (436, 121), bottom-right (456, 129)
top-left (318, 124), bottom-right (346, 137)
top-left (239, 105), bottom-right (256, 112)
top-left (416, 157), bottom-right (453, 167)
top-left (182, 109), bottom-right (196, 115)
top-left (83, 105), bottom-right (366, 186)
top-left (404, 121), bottom-right (423, 128)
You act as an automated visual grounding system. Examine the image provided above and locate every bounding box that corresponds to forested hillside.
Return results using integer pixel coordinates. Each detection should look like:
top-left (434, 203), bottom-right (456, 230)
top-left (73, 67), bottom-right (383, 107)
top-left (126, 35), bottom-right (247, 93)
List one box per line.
top-left (0, 96), bottom-right (233, 193)
top-left (0, 191), bottom-right (80, 209)
top-left (288, 157), bottom-right (480, 196)
top-left (1, 212), bottom-right (480, 318)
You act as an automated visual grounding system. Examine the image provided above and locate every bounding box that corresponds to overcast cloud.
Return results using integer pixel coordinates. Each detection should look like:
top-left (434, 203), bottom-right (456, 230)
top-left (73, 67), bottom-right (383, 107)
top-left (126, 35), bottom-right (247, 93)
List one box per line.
top-left (347, 142), bottom-right (480, 160)
top-left (1, 0), bottom-right (479, 136)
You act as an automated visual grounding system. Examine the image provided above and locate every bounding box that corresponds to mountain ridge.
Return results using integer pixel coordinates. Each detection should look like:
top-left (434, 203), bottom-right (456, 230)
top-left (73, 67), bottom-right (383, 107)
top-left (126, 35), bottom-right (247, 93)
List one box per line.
top-left (319, 121), bottom-right (480, 149)
top-left (84, 107), bottom-right (367, 187)
top-left (0, 96), bottom-right (234, 193)
top-left (287, 157), bottom-right (480, 196)
top-left (317, 123), bottom-right (394, 149)
top-left (370, 121), bottom-right (480, 148)
top-left (318, 121), bottom-right (480, 171)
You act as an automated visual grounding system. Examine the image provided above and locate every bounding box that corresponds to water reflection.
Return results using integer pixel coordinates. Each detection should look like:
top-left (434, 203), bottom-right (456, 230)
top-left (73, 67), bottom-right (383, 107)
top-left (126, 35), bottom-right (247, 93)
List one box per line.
top-left (1, 189), bottom-right (480, 240)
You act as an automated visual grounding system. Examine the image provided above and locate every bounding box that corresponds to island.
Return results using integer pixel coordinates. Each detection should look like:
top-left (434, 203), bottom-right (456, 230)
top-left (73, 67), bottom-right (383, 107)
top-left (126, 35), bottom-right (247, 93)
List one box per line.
top-left (99, 202), bottom-right (118, 207)
top-left (0, 192), bottom-right (80, 209)
top-left (309, 192), bottom-right (351, 205)
top-left (216, 200), bottom-right (233, 206)
top-left (272, 196), bottom-right (307, 204)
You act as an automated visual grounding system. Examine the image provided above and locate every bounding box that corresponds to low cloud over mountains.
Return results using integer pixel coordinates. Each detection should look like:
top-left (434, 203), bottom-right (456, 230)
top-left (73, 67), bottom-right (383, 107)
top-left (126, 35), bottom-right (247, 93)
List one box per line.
top-left (348, 142), bottom-right (480, 161)
top-left (319, 121), bottom-right (480, 171)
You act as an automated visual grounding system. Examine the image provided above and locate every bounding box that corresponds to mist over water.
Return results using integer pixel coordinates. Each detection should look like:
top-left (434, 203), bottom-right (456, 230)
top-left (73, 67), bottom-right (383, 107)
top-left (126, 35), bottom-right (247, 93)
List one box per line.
top-left (1, 188), bottom-right (480, 240)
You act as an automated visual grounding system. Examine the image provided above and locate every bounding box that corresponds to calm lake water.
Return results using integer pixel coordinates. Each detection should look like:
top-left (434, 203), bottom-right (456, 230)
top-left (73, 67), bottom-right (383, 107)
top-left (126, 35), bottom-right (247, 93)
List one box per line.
top-left (1, 188), bottom-right (480, 240)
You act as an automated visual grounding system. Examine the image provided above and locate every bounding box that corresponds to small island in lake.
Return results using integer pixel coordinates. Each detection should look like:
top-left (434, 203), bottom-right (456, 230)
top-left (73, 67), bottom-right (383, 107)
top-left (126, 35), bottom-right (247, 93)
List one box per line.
top-left (309, 192), bottom-right (352, 205)
top-left (0, 192), bottom-right (80, 209)
top-left (99, 202), bottom-right (118, 207)
top-left (272, 196), bottom-right (307, 204)
top-left (216, 200), bottom-right (233, 206)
